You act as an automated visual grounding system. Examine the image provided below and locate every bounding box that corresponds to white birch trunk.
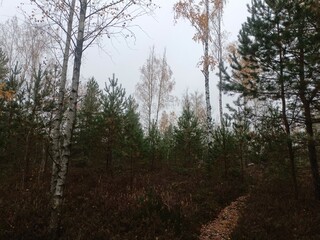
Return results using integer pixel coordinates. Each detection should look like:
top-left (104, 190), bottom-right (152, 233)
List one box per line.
top-left (217, 8), bottom-right (223, 127)
top-left (204, 0), bottom-right (213, 159)
top-left (50, 0), bottom-right (76, 195)
top-left (147, 47), bottom-right (156, 134)
top-left (155, 49), bottom-right (166, 127)
top-left (49, 0), bottom-right (87, 235)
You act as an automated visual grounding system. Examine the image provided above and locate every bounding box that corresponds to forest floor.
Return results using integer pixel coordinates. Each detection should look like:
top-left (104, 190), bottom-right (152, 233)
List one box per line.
top-left (231, 165), bottom-right (320, 239)
top-left (199, 194), bottom-right (250, 240)
top-left (199, 165), bottom-right (262, 240)
top-left (1, 163), bottom-right (320, 239)
top-left (0, 164), bottom-right (247, 240)
top-left (199, 164), bottom-right (320, 240)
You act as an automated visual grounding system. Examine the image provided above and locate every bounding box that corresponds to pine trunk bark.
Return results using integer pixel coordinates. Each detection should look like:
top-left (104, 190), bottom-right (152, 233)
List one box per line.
top-left (278, 34), bottom-right (298, 198)
top-left (49, 0), bottom-right (87, 236)
top-left (303, 103), bottom-right (320, 200)
top-left (298, 40), bottom-right (320, 200)
top-left (281, 88), bottom-right (298, 198)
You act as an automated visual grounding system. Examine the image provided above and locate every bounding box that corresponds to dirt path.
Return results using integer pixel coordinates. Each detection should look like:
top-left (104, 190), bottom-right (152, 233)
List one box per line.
top-left (199, 194), bottom-right (250, 240)
top-left (199, 166), bottom-right (264, 239)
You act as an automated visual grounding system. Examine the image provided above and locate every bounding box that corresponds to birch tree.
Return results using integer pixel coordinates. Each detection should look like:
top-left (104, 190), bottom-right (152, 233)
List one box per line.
top-left (210, 0), bottom-right (226, 126)
top-left (155, 49), bottom-right (174, 127)
top-left (136, 47), bottom-right (175, 133)
top-left (188, 90), bottom-right (207, 128)
top-left (174, 0), bottom-right (216, 163)
top-left (136, 46), bottom-right (159, 133)
top-left (0, 17), bottom-right (53, 80)
top-left (0, 17), bottom-right (58, 187)
top-left (0, 48), bottom-right (8, 81)
top-left (28, 0), bottom-right (156, 236)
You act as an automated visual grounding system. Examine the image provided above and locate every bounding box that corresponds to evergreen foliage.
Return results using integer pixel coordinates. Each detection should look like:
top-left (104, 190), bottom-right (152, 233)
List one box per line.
top-left (174, 99), bottom-right (204, 166)
top-left (3, 2), bottom-right (320, 239)
top-left (123, 96), bottom-right (144, 166)
top-left (0, 48), bottom-right (8, 81)
top-left (99, 74), bottom-right (128, 168)
top-left (74, 74), bottom-right (145, 169)
top-left (75, 77), bottom-right (102, 164)
top-left (223, 0), bottom-right (320, 198)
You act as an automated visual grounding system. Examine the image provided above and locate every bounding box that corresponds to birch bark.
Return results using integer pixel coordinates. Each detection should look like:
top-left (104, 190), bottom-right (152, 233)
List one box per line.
top-left (28, 0), bottom-right (155, 235)
top-left (174, 0), bottom-right (217, 162)
top-left (49, 0), bottom-right (86, 235)
top-left (50, 0), bottom-right (76, 195)
top-left (204, 0), bottom-right (213, 160)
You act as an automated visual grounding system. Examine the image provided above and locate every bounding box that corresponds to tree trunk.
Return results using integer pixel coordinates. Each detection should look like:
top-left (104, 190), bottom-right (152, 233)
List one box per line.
top-left (303, 100), bottom-right (320, 200)
top-left (298, 40), bottom-right (320, 200)
top-left (217, 8), bottom-right (223, 127)
top-left (204, 0), bottom-right (213, 165)
top-left (147, 46), bottom-right (156, 135)
top-left (155, 50), bottom-right (166, 127)
top-left (223, 129), bottom-right (227, 177)
top-left (38, 139), bottom-right (48, 183)
top-left (130, 149), bottom-right (134, 191)
top-left (239, 139), bottom-right (244, 180)
top-left (281, 84), bottom-right (298, 198)
top-left (49, 0), bottom-right (87, 236)
top-left (22, 130), bottom-right (32, 189)
top-left (278, 33), bottom-right (298, 198)
top-left (51, 0), bottom-right (76, 195)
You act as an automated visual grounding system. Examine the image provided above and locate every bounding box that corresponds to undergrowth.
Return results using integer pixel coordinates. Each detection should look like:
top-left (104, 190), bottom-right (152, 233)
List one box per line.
top-left (232, 167), bottom-right (320, 239)
top-left (0, 166), bottom-right (246, 240)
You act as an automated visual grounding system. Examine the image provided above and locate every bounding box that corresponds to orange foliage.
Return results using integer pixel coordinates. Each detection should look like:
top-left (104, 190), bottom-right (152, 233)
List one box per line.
top-left (226, 42), bottom-right (259, 93)
top-left (174, 0), bottom-right (226, 70)
top-left (0, 82), bottom-right (15, 100)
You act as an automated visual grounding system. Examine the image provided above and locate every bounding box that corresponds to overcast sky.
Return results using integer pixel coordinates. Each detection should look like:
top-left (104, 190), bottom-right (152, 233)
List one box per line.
top-left (0, 0), bottom-right (251, 121)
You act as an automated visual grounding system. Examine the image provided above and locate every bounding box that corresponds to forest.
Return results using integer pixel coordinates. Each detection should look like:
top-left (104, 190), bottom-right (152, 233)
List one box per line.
top-left (1, 0), bottom-right (320, 239)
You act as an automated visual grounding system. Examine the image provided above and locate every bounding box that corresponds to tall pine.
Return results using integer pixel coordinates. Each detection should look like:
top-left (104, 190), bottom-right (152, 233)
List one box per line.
top-left (225, 0), bottom-right (320, 199)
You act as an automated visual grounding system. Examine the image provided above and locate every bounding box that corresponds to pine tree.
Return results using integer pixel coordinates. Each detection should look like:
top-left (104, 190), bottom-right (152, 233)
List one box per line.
top-left (76, 77), bottom-right (101, 163)
top-left (0, 48), bottom-right (8, 81)
top-left (160, 123), bottom-right (175, 165)
top-left (227, 99), bottom-right (252, 178)
top-left (174, 98), bottom-right (204, 167)
top-left (0, 50), bottom-right (10, 161)
top-left (224, 0), bottom-right (320, 199)
top-left (123, 96), bottom-right (144, 187)
top-left (99, 74), bottom-right (127, 169)
top-left (123, 97), bottom-right (144, 160)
